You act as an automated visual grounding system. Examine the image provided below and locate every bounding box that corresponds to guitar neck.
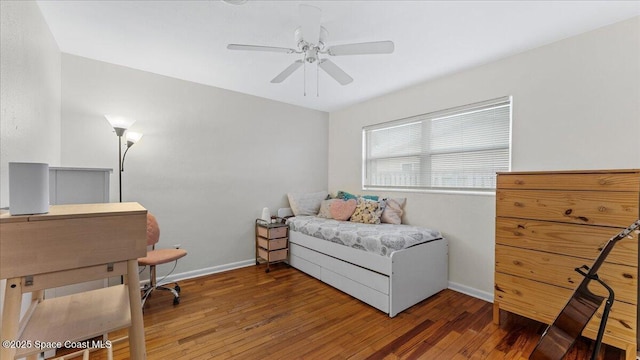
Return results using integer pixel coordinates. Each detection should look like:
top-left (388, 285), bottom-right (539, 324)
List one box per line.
top-left (587, 220), bottom-right (640, 276)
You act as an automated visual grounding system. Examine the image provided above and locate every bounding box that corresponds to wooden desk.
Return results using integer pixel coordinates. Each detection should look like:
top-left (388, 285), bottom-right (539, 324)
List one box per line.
top-left (0, 202), bottom-right (147, 360)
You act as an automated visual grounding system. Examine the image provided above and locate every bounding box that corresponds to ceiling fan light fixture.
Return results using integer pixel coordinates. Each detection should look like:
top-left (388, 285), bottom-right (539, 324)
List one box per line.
top-left (305, 48), bottom-right (318, 63)
top-left (295, 26), bottom-right (328, 50)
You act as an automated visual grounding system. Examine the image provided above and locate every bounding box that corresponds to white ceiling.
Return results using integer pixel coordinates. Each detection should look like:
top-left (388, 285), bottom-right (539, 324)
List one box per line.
top-left (36, 1), bottom-right (640, 112)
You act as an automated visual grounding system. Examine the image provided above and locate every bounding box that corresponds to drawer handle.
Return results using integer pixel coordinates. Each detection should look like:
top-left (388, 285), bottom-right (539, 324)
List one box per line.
top-left (599, 179), bottom-right (608, 185)
top-left (598, 206), bottom-right (606, 212)
top-left (514, 202), bottom-right (523, 207)
top-left (514, 180), bottom-right (524, 185)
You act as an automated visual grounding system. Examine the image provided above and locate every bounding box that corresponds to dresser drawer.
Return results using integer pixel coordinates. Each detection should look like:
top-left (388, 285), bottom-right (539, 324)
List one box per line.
top-left (258, 248), bottom-right (288, 262)
top-left (495, 272), bottom-right (636, 346)
top-left (495, 245), bottom-right (637, 304)
top-left (497, 172), bottom-right (640, 191)
top-left (258, 237), bottom-right (287, 251)
top-left (257, 225), bottom-right (288, 239)
top-left (496, 190), bottom-right (638, 227)
top-left (495, 218), bottom-right (638, 266)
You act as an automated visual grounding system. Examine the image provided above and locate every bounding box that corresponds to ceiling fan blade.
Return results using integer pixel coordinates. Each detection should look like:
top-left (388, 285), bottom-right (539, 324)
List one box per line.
top-left (271, 60), bottom-right (304, 83)
top-left (299, 4), bottom-right (321, 44)
top-left (327, 41), bottom-right (395, 56)
top-left (318, 59), bottom-right (353, 85)
top-left (227, 44), bottom-right (296, 54)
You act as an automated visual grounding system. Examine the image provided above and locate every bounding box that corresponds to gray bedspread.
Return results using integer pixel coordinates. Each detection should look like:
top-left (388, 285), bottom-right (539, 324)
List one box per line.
top-left (287, 216), bottom-right (442, 257)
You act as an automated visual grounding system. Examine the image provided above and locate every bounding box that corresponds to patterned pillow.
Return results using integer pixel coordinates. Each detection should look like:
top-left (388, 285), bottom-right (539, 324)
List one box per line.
top-left (317, 199), bottom-right (336, 219)
top-left (287, 191), bottom-right (328, 216)
top-left (381, 198), bottom-right (406, 225)
top-left (350, 198), bottom-right (385, 224)
top-left (330, 199), bottom-right (357, 221)
top-left (336, 190), bottom-right (379, 201)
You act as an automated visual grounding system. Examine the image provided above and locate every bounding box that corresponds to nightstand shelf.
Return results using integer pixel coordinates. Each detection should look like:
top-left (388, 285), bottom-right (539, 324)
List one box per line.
top-left (255, 219), bottom-right (289, 273)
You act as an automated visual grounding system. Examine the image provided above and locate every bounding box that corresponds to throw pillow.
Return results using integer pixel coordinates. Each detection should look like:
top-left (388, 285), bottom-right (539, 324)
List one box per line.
top-left (336, 190), bottom-right (379, 201)
top-left (317, 199), bottom-right (336, 219)
top-left (287, 191), bottom-right (328, 216)
top-left (381, 197), bottom-right (406, 225)
top-left (330, 199), bottom-right (357, 221)
top-left (350, 198), bottom-right (384, 224)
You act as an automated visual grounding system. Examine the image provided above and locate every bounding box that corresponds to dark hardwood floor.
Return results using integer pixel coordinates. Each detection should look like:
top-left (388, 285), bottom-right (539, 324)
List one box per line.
top-left (59, 264), bottom-right (623, 359)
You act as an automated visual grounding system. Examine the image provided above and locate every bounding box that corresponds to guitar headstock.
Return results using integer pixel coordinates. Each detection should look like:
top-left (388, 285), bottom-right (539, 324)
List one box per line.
top-left (621, 219), bottom-right (640, 239)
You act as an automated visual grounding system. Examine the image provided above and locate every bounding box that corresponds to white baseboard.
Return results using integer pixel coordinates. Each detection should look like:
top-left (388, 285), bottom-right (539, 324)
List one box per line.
top-left (448, 281), bottom-right (493, 303)
top-left (144, 263), bottom-right (495, 306)
top-left (141, 259), bottom-right (256, 287)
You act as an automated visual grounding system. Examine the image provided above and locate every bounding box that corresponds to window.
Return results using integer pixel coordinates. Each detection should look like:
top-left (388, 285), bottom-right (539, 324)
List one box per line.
top-left (363, 97), bottom-right (511, 191)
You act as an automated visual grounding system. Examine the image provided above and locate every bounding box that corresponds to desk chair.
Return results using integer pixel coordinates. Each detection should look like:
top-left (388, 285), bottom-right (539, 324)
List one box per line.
top-left (138, 213), bottom-right (187, 306)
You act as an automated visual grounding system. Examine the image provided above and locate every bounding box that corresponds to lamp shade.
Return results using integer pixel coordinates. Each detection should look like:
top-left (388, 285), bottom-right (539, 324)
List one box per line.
top-left (105, 115), bottom-right (136, 130)
top-left (126, 131), bottom-right (143, 144)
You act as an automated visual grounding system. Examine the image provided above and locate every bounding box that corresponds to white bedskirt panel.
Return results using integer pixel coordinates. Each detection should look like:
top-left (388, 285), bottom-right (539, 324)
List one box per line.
top-left (389, 237), bottom-right (448, 317)
top-left (289, 243), bottom-right (390, 314)
top-left (289, 230), bottom-right (448, 317)
top-left (289, 230), bottom-right (392, 275)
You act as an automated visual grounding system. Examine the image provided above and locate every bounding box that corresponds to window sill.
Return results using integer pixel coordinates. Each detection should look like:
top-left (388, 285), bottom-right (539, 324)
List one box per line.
top-left (361, 187), bottom-right (496, 196)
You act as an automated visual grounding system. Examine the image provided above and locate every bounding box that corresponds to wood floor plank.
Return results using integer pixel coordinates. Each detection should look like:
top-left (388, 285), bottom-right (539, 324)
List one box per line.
top-left (55, 265), bottom-right (623, 359)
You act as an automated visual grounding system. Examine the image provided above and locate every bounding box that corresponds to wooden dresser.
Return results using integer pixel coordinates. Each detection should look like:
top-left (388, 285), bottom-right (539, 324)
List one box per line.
top-left (493, 169), bottom-right (639, 359)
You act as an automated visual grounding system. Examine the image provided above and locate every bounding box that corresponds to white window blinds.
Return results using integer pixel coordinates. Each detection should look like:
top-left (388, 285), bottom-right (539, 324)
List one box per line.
top-left (363, 97), bottom-right (511, 191)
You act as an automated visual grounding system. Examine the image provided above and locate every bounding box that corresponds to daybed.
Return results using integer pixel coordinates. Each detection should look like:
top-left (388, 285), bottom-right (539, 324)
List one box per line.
top-left (284, 213), bottom-right (448, 317)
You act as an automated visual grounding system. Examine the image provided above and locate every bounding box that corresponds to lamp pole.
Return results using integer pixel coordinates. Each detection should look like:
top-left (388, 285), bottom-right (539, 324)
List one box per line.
top-left (113, 127), bottom-right (126, 202)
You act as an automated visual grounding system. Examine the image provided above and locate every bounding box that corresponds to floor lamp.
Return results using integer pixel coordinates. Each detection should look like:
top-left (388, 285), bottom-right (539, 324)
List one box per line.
top-left (105, 115), bottom-right (143, 202)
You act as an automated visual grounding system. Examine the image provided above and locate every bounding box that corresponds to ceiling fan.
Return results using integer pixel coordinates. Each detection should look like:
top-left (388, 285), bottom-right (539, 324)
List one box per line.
top-left (227, 4), bottom-right (394, 91)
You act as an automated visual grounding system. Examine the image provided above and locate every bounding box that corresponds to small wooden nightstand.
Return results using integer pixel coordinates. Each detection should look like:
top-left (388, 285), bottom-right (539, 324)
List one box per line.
top-left (255, 219), bottom-right (289, 273)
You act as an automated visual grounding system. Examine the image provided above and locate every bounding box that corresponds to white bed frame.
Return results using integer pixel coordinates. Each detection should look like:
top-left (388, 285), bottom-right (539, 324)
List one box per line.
top-left (288, 228), bottom-right (448, 317)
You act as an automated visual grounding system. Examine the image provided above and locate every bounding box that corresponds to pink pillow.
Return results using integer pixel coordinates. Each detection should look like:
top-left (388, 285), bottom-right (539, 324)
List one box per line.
top-left (330, 199), bottom-right (357, 221)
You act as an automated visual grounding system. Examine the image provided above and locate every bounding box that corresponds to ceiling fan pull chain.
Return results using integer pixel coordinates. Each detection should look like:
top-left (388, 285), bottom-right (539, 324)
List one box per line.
top-left (303, 59), bottom-right (307, 96)
top-left (316, 62), bottom-right (319, 97)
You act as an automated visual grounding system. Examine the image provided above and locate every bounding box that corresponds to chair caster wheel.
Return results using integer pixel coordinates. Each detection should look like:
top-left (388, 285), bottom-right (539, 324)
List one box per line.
top-left (173, 297), bottom-right (180, 305)
top-left (265, 268), bottom-right (270, 273)
top-left (174, 285), bottom-right (181, 293)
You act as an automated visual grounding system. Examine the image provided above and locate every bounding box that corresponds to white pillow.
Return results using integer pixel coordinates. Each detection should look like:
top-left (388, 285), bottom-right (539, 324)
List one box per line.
top-left (381, 197), bottom-right (406, 224)
top-left (287, 191), bottom-right (328, 216)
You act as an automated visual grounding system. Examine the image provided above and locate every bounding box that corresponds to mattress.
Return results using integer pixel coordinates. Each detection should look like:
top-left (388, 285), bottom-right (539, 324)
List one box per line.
top-left (287, 216), bottom-right (442, 257)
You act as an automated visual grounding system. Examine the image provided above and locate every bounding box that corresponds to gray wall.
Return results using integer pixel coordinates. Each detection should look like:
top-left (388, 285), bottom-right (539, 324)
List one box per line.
top-left (60, 54), bottom-right (329, 279)
top-left (0, 0), bottom-right (61, 207)
top-left (0, 0), bottom-right (62, 319)
top-left (328, 17), bottom-right (640, 299)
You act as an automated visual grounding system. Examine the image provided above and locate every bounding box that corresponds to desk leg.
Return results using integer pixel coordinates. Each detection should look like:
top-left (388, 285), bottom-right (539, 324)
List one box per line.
top-left (126, 260), bottom-right (146, 360)
top-left (1, 278), bottom-right (22, 360)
